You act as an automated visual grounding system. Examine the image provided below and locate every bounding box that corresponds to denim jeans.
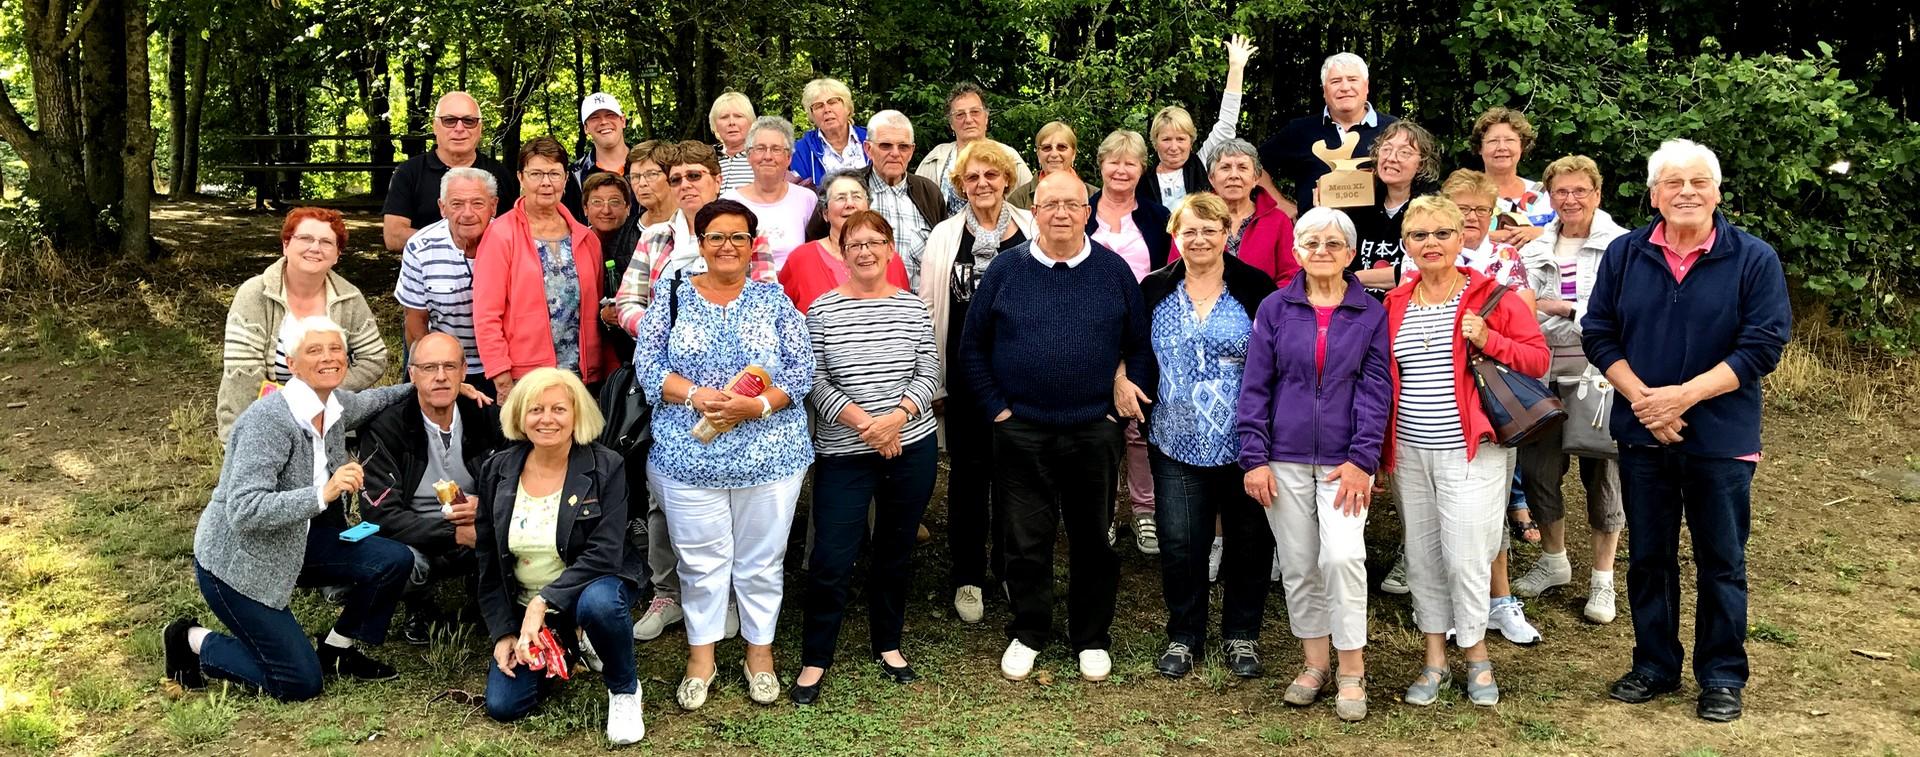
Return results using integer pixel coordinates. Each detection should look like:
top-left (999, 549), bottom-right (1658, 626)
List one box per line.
top-left (194, 526), bottom-right (413, 701)
top-left (1151, 448), bottom-right (1272, 649)
top-left (1618, 445), bottom-right (1755, 689)
top-left (801, 437), bottom-right (938, 668)
top-left (994, 417), bottom-right (1124, 652)
top-left (484, 575), bottom-right (640, 721)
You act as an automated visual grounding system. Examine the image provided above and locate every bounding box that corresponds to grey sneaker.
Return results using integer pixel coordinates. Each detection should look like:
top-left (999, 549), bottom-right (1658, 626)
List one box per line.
top-left (632, 597), bottom-right (683, 641)
top-left (1380, 556), bottom-right (1411, 595)
top-left (1513, 555), bottom-right (1573, 598)
top-left (1133, 516), bottom-right (1159, 555)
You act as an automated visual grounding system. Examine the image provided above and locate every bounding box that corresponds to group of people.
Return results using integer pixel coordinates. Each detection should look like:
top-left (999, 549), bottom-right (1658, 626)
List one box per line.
top-left (166, 42), bottom-right (1791, 746)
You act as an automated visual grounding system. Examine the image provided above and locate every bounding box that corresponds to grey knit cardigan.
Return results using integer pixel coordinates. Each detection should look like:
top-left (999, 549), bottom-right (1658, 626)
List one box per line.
top-left (193, 383), bottom-right (414, 609)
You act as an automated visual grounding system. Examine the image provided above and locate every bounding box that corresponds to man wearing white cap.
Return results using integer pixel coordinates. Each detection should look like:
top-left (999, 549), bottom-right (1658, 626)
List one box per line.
top-left (564, 92), bottom-right (631, 219)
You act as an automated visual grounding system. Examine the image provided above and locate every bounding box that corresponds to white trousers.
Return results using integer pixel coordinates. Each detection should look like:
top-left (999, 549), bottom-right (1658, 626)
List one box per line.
top-left (651, 464), bottom-right (807, 646)
top-left (1394, 443), bottom-right (1511, 648)
top-left (1266, 462), bottom-right (1371, 651)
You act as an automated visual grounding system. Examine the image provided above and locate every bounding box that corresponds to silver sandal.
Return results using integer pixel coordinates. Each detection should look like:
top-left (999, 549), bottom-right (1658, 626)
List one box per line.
top-left (1335, 674), bottom-right (1368, 721)
top-left (1282, 666), bottom-right (1331, 706)
top-left (1465, 659), bottom-right (1499, 706)
top-left (1403, 665), bottom-right (1451, 706)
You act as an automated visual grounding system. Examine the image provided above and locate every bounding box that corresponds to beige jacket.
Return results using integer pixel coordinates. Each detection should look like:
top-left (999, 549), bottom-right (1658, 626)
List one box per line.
top-left (917, 207), bottom-right (1039, 398)
top-left (217, 258), bottom-right (389, 441)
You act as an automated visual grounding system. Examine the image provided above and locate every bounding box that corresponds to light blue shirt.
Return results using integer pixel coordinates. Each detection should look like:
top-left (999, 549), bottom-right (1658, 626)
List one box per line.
top-left (1149, 283), bottom-right (1252, 467)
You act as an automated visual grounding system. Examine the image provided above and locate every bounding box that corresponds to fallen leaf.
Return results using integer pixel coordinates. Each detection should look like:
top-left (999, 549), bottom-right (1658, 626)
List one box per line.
top-left (1034, 669), bottom-right (1054, 686)
top-left (160, 678), bottom-right (186, 699)
top-left (1852, 648), bottom-right (1893, 660)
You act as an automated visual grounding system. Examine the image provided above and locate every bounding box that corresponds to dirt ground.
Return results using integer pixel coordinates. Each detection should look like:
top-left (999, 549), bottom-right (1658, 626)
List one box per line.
top-left (0, 198), bottom-right (1916, 756)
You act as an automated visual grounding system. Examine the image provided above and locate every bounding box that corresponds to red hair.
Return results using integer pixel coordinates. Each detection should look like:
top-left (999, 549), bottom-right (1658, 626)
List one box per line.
top-left (280, 207), bottom-right (349, 248)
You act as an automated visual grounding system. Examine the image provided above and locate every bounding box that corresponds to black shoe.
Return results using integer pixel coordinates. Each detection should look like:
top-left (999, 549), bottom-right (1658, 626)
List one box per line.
top-left (1608, 670), bottom-right (1680, 704)
top-left (398, 614), bottom-right (436, 647)
top-left (1155, 642), bottom-right (1196, 678)
top-left (1697, 687), bottom-right (1742, 722)
top-left (163, 617), bottom-right (205, 689)
top-left (1222, 639), bottom-right (1263, 679)
top-left (316, 636), bottom-right (399, 681)
top-left (876, 657), bottom-right (920, 684)
top-left (790, 679), bottom-right (823, 705)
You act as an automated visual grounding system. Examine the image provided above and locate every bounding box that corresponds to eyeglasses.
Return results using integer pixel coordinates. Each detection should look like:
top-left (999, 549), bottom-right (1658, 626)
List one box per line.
top-left (1035, 200), bottom-right (1088, 213)
top-left (950, 107), bottom-right (985, 121)
top-left (628, 170), bottom-right (665, 183)
top-left (289, 233), bottom-right (338, 251)
top-left (1297, 240), bottom-right (1350, 253)
top-left (586, 198), bottom-right (628, 209)
top-left (700, 232), bottom-right (753, 247)
top-left (1456, 204), bottom-right (1494, 218)
top-left (1403, 228), bottom-right (1458, 243)
top-left (827, 191), bottom-right (867, 204)
top-left (409, 361), bottom-right (463, 375)
top-left (844, 239), bottom-right (893, 254)
top-left (748, 144), bottom-right (792, 157)
top-left (667, 170), bottom-right (709, 186)
top-left (810, 96), bottom-right (846, 111)
top-left (962, 170), bottom-right (1004, 184)
top-left (1378, 146), bottom-right (1421, 161)
top-left (1550, 188), bottom-right (1595, 200)
top-left (437, 115), bottom-right (481, 129)
top-left (522, 170), bottom-right (565, 184)
top-left (1176, 228), bottom-right (1225, 242)
top-left (869, 141), bottom-right (912, 154)
top-left (1655, 177), bottom-right (1716, 192)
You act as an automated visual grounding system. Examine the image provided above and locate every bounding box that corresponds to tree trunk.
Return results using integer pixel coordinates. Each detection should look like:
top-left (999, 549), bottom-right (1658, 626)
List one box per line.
top-left (0, 0), bottom-right (111, 252)
top-left (365, 24), bottom-right (394, 198)
top-left (120, 0), bottom-right (153, 260)
top-left (403, 44), bottom-right (438, 157)
top-left (166, 26), bottom-right (187, 198)
top-left (181, 25), bottom-right (208, 195)
top-left (81, 0), bottom-right (129, 212)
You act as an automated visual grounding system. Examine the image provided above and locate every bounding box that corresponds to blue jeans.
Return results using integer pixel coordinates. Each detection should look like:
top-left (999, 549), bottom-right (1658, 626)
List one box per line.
top-left (484, 575), bottom-right (639, 722)
top-left (1150, 448), bottom-right (1273, 648)
top-left (801, 437), bottom-right (938, 668)
top-left (194, 526), bottom-right (413, 701)
top-left (1618, 446), bottom-right (1755, 689)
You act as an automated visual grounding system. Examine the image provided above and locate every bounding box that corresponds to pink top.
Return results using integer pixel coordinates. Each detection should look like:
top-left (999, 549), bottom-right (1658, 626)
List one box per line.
top-left (722, 185), bottom-right (820, 269)
top-left (1650, 222), bottom-right (1716, 284)
top-left (1313, 304), bottom-right (1336, 377)
top-left (1093, 212), bottom-right (1154, 282)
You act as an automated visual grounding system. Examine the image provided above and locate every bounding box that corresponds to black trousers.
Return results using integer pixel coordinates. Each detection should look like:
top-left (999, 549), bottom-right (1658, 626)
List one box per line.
top-left (945, 388), bottom-right (1001, 589)
top-left (994, 416), bottom-right (1124, 652)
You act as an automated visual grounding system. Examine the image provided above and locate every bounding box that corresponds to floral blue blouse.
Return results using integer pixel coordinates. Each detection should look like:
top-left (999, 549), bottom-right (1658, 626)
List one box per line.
top-left (636, 277), bottom-right (815, 489)
top-left (535, 238), bottom-right (581, 372)
top-left (1149, 283), bottom-right (1253, 467)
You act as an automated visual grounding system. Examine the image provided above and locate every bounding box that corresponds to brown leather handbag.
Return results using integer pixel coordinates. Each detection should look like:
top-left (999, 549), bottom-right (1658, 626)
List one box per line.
top-left (1468, 285), bottom-right (1567, 447)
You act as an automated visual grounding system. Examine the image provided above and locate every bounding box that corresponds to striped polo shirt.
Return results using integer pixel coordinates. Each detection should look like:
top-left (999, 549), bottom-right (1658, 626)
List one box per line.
top-left (1392, 289), bottom-right (1465, 450)
top-left (394, 219), bottom-right (483, 374)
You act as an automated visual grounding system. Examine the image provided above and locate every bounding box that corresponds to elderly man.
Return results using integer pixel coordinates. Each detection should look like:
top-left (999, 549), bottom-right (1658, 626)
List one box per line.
top-left (562, 92), bottom-right (631, 219)
top-left (962, 171), bottom-right (1151, 685)
top-left (1257, 53), bottom-right (1398, 218)
top-left (853, 110), bottom-right (949, 291)
top-left (383, 92), bottom-right (518, 251)
top-left (395, 167), bottom-right (499, 390)
top-left (1583, 139), bottom-right (1790, 723)
top-left (916, 83), bottom-right (1034, 215)
top-left (354, 332), bottom-right (505, 644)
top-left (790, 78), bottom-right (868, 187)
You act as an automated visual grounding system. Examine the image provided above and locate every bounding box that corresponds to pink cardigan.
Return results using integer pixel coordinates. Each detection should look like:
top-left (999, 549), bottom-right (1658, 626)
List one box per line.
top-left (472, 198), bottom-right (615, 384)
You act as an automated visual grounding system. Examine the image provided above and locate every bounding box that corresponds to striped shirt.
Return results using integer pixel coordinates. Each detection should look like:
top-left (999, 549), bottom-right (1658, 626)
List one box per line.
top-left (394, 219), bottom-right (482, 374)
top-left (1392, 290), bottom-right (1465, 450)
top-left (805, 291), bottom-right (941, 457)
top-left (717, 145), bottom-right (754, 192)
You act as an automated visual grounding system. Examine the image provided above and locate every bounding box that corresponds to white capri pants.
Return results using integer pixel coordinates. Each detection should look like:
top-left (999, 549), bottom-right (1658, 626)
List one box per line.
top-left (1266, 462), bottom-right (1371, 651)
top-left (650, 464), bottom-right (807, 646)
top-left (1394, 442), bottom-right (1512, 649)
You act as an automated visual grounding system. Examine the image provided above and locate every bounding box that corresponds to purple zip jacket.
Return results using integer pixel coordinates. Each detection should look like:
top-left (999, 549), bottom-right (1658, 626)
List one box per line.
top-left (1235, 272), bottom-right (1393, 474)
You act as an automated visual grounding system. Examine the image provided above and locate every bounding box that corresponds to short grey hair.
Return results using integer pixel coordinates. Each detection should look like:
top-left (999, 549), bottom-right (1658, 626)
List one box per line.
top-left (439, 166), bottom-right (499, 201)
top-left (748, 115), bottom-right (797, 150)
top-left (1206, 138), bottom-right (1263, 176)
top-left (1320, 53), bottom-right (1370, 86)
top-left (1294, 206), bottom-right (1358, 250)
top-left (1645, 138), bottom-right (1723, 188)
top-left (867, 110), bottom-right (914, 142)
top-left (286, 315), bottom-right (346, 355)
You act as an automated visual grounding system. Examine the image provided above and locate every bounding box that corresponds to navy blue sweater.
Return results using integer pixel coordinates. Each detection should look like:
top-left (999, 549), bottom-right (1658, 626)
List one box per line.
top-left (961, 239), bottom-right (1152, 426)
top-left (1581, 213), bottom-right (1791, 458)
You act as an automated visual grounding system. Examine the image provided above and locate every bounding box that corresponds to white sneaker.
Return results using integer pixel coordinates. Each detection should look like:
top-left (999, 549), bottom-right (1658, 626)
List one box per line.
top-left (1207, 537), bottom-right (1224, 583)
top-left (577, 630), bottom-right (605, 673)
top-left (724, 602), bottom-right (740, 640)
top-left (954, 586), bottom-right (985, 624)
top-left (632, 597), bottom-right (683, 641)
top-left (1107, 524), bottom-right (1118, 548)
top-left (1513, 554), bottom-right (1573, 598)
top-left (1585, 580), bottom-right (1618, 624)
top-left (1001, 640), bottom-right (1040, 681)
top-left (606, 690), bottom-right (644, 745)
top-left (1079, 649), bottom-right (1112, 682)
top-left (1380, 556), bottom-right (1411, 595)
top-left (1489, 600), bottom-right (1543, 645)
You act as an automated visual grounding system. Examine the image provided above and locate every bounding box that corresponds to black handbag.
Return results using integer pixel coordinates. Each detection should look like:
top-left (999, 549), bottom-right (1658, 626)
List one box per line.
top-left (1467, 285), bottom-right (1567, 447)
top-left (595, 274), bottom-right (681, 458)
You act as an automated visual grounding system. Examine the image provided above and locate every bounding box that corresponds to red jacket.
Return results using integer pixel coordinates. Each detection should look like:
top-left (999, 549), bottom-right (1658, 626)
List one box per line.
top-left (472, 198), bottom-right (615, 384)
top-left (1169, 187), bottom-right (1299, 288)
top-left (1382, 267), bottom-right (1550, 469)
top-left (776, 240), bottom-right (910, 315)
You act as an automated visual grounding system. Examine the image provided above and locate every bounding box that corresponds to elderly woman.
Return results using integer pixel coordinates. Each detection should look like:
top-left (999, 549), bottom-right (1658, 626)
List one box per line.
top-left (1344, 120), bottom-right (1440, 297)
top-left (473, 136), bottom-right (615, 399)
top-left (722, 116), bottom-right (819, 267)
top-left (1584, 140), bottom-right (1789, 723)
top-left (166, 317), bottom-right (444, 701)
top-left (791, 78), bottom-right (867, 187)
top-left (582, 172), bottom-right (634, 244)
top-left (791, 210), bottom-right (941, 705)
top-left (780, 172), bottom-right (909, 315)
top-left (1474, 107), bottom-right (1553, 247)
top-left (918, 141), bottom-right (1039, 621)
top-left (475, 368), bottom-right (644, 744)
top-left (217, 208), bottom-right (388, 441)
top-left (1238, 207), bottom-right (1390, 721)
top-left (710, 92), bottom-right (757, 192)
top-left (1198, 138), bottom-right (1298, 288)
top-left (1513, 155), bottom-right (1629, 624)
top-left (916, 82), bottom-right (1034, 214)
top-left (1008, 120), bottom-right (1081, 210)
top-left (1386, 195), bottom-right (1550, 708)
top-left (634, 199), bottom-right (815, 709)
top-left (625, 140), bottom-right (677, 231)
top-left (1143, 35), bottom-right (1256, 206)
top-left (613, 141), bottom-right (777, 337)
top-left (1121, 192), bottom-right (1275, 680)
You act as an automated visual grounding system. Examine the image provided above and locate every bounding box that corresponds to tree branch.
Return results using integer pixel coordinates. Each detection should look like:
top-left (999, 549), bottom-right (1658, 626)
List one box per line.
top-left (0, 79), bottom-right (42, 162)
top-left (56, 0), bottom-right (106, 54)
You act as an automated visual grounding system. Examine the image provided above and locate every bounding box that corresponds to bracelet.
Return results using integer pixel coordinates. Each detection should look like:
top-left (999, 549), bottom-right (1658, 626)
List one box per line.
top-left (758, 395), bottom-right (774, 419)
top-left (683, 388), bottom-right (698, 408)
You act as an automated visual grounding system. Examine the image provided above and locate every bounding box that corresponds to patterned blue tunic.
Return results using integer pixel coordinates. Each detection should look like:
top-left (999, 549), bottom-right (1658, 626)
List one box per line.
top-left (534, 238), bottom-right (581, 372)
top-left (1149, 283), bottom-right (1253, 467)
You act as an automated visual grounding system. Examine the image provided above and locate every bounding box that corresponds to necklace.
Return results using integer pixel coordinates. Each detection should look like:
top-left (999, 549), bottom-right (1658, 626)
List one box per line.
top-left (1412, 276), bottom-right (1462, 349)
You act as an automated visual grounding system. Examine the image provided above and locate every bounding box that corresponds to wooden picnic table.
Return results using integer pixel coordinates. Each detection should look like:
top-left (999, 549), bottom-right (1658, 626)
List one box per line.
top-left (212, 134), bottom-right (429, 211)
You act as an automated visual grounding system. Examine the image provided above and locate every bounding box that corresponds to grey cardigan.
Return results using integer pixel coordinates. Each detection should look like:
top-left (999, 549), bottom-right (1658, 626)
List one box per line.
top-left (193, 383), bottom-right (414, 609)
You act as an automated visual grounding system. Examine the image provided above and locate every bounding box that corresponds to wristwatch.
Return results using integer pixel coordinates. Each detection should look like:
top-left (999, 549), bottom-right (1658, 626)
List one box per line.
top-left (758, 396), bottom-right (774, 419)
top-left (683, 388), bottom-right (698, 409)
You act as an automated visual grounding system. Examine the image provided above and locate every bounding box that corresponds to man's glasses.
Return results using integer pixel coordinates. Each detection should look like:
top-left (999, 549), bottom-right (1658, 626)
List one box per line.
top-left (409, 362), bottom-right (463, 375)
top-left (437, 115), bottom-right (481, 129)
top-left (1035, 200), bottom-right (1088, 213)
top-left (869, 142), bottom-right (912, 154)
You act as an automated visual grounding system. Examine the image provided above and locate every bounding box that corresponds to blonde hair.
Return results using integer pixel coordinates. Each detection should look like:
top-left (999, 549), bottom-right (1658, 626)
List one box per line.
top-left (1403, 195), bottom-right (1465, 233)
top-left (949, 140), bottom-right (1020, 194)
top-left (707, 92), bottom-right (756, 139)
top-left (1167, 191), bottom-right (1230, 235)
top-left (1035, 120), bottom-right (1077, 150)
top-left (1096, 129), bottom-right (1149, 167)
top-left (500, 367), bottom-right (604, 445)
top-left (1543, 154), bottom-right (1605, 195)
top-left (801, 78), bottom-right (854, 114)
top-left (1149, 106), bottom-right (1197, 145)
top-left (1440, 169), bottom-right (1499, 205)
top-left (1472, 106), bottom-right (1537, 155)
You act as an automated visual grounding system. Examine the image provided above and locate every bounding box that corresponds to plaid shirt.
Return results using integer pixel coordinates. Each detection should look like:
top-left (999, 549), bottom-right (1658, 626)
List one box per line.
top-left (612, 211), bottom-right (776, 336)
top-left (868, 173), bottom-right (932, 291)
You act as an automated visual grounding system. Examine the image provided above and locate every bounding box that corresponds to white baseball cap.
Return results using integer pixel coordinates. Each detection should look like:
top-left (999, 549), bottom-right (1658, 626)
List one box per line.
top-left (579, 92), bottom-right (624, 126)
